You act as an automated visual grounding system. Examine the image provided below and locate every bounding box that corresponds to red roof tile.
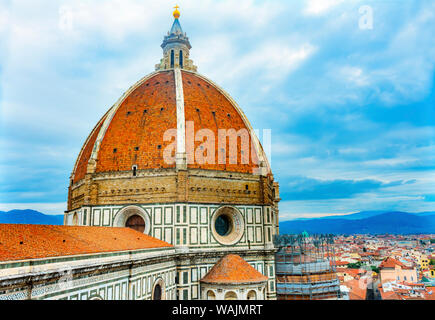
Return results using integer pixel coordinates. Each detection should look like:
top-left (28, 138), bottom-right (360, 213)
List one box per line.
top-left (0, 224), bottom-right (172, 262)
top-left (343, 279), bottom-right (367, 300)
top-left (200, 254), bottom-right (268, 284)
top-left (379, 257), bottom-right (408, 269)
top-left (71, 70), bottom-right (262, 183)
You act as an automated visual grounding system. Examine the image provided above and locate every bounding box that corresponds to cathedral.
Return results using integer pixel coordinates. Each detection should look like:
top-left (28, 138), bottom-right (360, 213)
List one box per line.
top-left (0, 8), bottom-right (280, 300)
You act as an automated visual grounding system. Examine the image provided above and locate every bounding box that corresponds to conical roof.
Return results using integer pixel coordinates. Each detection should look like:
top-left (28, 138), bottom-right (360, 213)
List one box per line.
top-left (170, 18), bottom-right (183, 35)
top-left (200, 254), bottom-right (268, 284)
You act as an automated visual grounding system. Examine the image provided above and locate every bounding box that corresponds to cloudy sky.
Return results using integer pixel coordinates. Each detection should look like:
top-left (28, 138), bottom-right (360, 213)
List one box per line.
top-left (0, 0), bottom-right (434, 219)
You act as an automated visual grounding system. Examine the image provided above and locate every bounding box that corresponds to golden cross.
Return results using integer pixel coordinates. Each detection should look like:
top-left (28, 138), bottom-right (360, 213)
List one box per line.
top-left (174, 5), bottom-right (179, 10)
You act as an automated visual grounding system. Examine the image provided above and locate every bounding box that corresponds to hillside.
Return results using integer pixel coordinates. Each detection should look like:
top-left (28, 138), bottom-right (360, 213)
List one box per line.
top-left (0, 209), bottom-right (64, 225)
top-left (279, 211), bottom-right (435, 235)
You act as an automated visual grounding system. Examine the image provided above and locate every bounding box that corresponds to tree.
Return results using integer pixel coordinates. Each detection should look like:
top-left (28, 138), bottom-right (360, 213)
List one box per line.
top-left (347, 262), bottom-right (363, 269)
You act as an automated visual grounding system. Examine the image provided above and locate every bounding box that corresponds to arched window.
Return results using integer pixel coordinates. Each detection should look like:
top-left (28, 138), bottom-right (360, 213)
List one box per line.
top-left (179, 50), bottom-right (183, 68)
top-left (207, 290), bottom-right (216, 300)
top-left (113, 205), bottom-right (151, 234)
top-left (247, 290), bottom-right (257, 300)
top-left (125, 215), bottom-right (145, 233)
top-left (224, 291), bottom-right (237, 300)
top-left (153, 284), bottom-right (162, 300)
top-left (72, 213), bottom-right (79, 226)
top-left (170, 50), bottom-right (174, 68)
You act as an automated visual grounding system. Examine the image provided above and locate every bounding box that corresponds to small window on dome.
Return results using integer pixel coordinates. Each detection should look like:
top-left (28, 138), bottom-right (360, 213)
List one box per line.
top-left (134, 146), bottom-right (139, 151)
top-left (157, 145), bottom-right (162, 150)
top-left (126, 111), bottom-right (131, 116)
top-left (160, 107), bottom-right (164, 111)
top-left (143, 109), bottom-right (147, 114)
top-left (113, 148), bottom-right (117, 153)
top-left (132, 165), bottom-right (137, 177)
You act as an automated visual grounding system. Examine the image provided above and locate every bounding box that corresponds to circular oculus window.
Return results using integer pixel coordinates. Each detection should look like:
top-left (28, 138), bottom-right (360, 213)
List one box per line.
top-left (211, 206), bottom-right (244, 245)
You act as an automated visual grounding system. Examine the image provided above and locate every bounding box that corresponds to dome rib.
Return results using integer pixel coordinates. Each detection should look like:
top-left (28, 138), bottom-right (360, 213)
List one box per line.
top-left (90, 70), bottom-right (164, 165)
top-left (95, 70), bottom-right (177, 173)
top-left (182, 70), bottom-right (271, 174)
top-left (71, 112), bottom-right (108, 183)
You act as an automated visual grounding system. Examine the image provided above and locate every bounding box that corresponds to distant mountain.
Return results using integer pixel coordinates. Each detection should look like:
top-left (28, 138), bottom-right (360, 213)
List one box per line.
top-left (279, 211), bottom-right (435, 235)
top-left (0, 209), bottom-right (64, 225)
top-left (292, 211), bottom-right (387, 221)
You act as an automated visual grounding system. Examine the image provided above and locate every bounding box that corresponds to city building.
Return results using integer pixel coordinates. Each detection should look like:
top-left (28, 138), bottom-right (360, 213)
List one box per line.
top-left (378, 281), bottom-right (435, 300)
top-left (0, 8), bottom-right (280, 300)
top-left (274, 233), bottom-right (341, 300)
top-left (379, 257), bottom-right (418, 284)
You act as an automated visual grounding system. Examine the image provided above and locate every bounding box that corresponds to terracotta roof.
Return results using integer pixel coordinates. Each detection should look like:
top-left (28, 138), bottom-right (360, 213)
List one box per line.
top-left (343, 279), bottom-right (367, 300)
top-left (200, 254), bottom-right (268, 284)
top-left (334, 260), bottom-right (349, 266)
top-left (0, 224), bottom-right (172, 262)
top-left (96, 71), bottom-right (177, 173)
top-left (379, 257), bottom-right (408, 269)
top-left (182, 71), bottom-right (259, 173)
top-left (71, 70), bottom-right (261, 183)
top-left (377, 284), bottom-right (400, 300)
top-left (72, 113), bottom-right (108, 183)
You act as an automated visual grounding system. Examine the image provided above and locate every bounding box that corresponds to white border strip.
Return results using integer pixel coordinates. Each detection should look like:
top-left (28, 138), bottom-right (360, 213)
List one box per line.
top-left (174, 68), bottom-right (186, 155)
top-left (182, 70), bottom-right (271, 174)
top-left (90, 71), bottom-right (162, 162)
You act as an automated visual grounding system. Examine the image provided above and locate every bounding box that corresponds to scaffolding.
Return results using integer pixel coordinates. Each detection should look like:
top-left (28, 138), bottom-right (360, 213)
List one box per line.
top-left (274, 233), bottom-right (341, 300)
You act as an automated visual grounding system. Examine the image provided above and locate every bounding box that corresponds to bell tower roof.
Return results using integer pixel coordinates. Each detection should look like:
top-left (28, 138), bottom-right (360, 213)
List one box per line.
top-left (156, 6), bottom-right (197, 71)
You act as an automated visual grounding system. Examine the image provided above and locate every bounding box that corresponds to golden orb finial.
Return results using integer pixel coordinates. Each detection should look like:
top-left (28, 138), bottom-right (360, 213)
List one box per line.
top-left (173, 5), bottom-right (180, 19)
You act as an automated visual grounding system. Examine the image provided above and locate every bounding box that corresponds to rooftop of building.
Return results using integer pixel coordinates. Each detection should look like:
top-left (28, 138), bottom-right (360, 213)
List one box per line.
top-left (0, 224), bottom-right (172, 262)
top-left (200, 254), bottom-right (268, 284)
top-left (379, 256), bottom-right (413, 269)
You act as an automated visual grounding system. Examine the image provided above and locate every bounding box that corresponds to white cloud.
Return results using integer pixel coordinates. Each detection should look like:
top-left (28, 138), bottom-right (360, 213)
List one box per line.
top-left (363, 157), bottom-right (419, 167)
top-left (339, 66), bottom-right (369, 86)
top-left (197, 38), bottom-right (316, 88)
top-left (304, 0), bottom-right (345, 15)
top-left (1, 0), bottom-right (434, 216)
top-left (279, 192), bottom-right (434, 220)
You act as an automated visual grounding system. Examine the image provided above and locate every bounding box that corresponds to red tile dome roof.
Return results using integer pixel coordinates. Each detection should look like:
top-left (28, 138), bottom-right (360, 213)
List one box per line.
top-left (200, 254), bottom-right (268, 284)
top-left (71, 70), bottom-right (268, 183)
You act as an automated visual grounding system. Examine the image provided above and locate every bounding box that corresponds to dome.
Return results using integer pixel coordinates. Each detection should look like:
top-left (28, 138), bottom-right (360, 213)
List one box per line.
top-left (200, 254), bottom-right (268, 284)
top-left (71, 69), bottom-right (269, 184)
top-left (67, 8), bottom-right (278, 214)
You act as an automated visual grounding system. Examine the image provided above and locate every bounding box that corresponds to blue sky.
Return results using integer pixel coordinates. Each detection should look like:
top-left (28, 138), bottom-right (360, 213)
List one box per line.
top-left (0, 0), bottom-right (434, 220)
